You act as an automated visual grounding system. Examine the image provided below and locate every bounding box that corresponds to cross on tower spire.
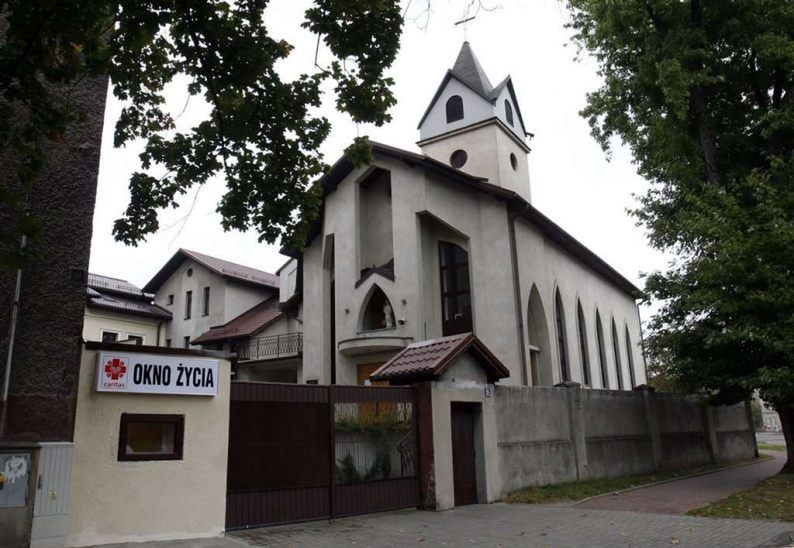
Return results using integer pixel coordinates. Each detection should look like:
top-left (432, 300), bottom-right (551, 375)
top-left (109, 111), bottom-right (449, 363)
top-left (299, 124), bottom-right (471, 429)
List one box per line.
top-left (454, 15), bottom-right (476, 42)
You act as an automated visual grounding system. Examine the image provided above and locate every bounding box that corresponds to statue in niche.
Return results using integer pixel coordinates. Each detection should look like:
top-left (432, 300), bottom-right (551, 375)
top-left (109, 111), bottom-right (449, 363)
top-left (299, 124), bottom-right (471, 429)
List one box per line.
top-left (383, 302), bottom-right (394, 329)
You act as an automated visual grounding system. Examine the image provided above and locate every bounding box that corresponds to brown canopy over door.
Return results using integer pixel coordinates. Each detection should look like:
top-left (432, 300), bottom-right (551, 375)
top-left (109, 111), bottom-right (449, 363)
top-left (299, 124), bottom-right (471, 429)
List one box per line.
top-left (439, 242), bottom-right (473, 336)
top-left (451, 403), bottom-right (478, 506)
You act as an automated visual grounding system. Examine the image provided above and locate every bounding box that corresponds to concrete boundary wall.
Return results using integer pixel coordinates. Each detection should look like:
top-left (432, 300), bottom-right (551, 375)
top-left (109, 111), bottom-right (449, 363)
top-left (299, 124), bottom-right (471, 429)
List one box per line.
top-left (492, 385), bottom-right (757, 497)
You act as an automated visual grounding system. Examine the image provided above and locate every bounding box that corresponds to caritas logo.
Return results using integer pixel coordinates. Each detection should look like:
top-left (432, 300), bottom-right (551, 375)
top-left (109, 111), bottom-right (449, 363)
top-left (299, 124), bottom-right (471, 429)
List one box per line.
top-left (102, 356), bottom-right (128, 390)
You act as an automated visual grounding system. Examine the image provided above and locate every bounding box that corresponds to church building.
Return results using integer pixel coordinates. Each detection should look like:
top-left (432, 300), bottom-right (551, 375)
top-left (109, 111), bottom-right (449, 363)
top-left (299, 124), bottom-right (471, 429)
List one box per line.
top-left (274, 42), bottom-right (646, 389)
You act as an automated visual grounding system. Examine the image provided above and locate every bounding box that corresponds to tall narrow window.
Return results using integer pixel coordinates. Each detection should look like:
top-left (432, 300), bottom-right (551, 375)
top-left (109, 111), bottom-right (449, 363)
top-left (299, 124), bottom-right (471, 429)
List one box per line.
top-left (576, 301), bottom-right (590, 387)
top-left (504, 99), bottom-right (514, 127)
top-left (439, 241), bottom-right (472, 336)
top-left (184, 290), bottom-right (192, 319)
top-left (554, 289), bottom-right (570, 382)
top-left (596, 311), bottom-right (608, 388)
top-left (612, 320), bottom-right (624, 390)
top-left (446, 95), bottom-right (464, 123)
top-left (165, 338), bottom-right (172, 348)
top-left (625, 325), bottom-right (637, 388)
top-left (183, 336), bottom-right (190, 349)
top-left (202, 286), bottom-right (210, 316)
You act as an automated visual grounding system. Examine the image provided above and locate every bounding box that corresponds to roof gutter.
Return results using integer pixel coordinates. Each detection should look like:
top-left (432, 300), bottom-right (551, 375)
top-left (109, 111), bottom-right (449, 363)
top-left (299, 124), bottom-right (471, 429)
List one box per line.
top-left (508, 212), bottom-right (529, 386)
top-left (1, 232), bottom-right (26, 437)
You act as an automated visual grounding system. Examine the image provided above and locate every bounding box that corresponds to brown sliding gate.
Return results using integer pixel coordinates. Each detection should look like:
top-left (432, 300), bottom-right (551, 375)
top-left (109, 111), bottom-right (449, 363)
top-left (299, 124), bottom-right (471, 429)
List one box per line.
top-left (226, 382), bottom-right (419, 529)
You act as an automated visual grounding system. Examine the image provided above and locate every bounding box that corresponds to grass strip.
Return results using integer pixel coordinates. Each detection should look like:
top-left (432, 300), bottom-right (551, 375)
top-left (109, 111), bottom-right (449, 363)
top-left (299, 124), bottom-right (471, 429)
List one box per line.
top-left (757, 443), bottom-right (787, 452)
top-left (688, 473), bottom-right (794, 522)
top-left (504, 463), bottom-right (723, 505)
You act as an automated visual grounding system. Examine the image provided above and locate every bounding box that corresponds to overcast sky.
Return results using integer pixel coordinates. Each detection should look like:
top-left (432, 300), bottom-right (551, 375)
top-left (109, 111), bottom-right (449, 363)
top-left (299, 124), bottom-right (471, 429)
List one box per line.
top-left (89, 0), bottom-right (668, 314)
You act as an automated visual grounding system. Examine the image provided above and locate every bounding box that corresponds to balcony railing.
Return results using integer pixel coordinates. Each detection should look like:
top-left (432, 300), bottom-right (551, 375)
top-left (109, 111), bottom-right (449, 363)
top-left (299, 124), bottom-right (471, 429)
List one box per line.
top-left (236, 332), bottom-right (303, 361)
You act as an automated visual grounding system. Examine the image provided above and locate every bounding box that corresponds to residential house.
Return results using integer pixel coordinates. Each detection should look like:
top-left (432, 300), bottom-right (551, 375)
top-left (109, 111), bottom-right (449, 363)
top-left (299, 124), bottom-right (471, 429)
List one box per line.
top-left (83, 273), bottom-right (171, 345)
top-left (142, 248), bottom-right (279, 349)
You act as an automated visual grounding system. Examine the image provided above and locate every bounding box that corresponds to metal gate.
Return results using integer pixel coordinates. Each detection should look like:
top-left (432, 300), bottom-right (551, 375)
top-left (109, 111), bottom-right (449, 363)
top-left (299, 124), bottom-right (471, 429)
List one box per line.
top-left (226, 382), bottom-right (419, 529)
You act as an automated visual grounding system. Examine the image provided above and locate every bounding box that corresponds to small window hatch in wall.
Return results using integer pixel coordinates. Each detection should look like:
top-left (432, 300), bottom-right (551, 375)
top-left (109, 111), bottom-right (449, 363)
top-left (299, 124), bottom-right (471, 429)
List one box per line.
top-left (118, 414), bottom-right (184, 461)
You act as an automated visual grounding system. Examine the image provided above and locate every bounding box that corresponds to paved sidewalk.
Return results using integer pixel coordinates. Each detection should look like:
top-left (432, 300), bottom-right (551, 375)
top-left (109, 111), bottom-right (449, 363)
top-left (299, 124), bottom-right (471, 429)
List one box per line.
top-left (575, 451), bottom-right (786, 515)
top-left (91, 503), bottom-right (794, 548)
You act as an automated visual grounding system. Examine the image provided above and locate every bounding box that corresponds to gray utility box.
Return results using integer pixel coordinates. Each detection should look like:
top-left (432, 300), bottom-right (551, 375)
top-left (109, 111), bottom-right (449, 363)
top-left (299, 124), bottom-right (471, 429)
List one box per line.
top-left (0, 453), bottom-right (31, 508)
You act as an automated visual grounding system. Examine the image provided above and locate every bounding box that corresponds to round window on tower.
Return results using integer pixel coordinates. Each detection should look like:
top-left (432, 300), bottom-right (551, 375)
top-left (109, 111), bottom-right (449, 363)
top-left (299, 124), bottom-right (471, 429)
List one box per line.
top-left (510, 152), bottom-right (518, 171)
top-left (450, 149), bottom-right (468, 169)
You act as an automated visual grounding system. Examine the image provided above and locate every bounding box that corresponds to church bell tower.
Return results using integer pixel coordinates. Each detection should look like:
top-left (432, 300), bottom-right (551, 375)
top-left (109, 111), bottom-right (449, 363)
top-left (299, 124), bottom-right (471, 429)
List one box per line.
top-left (417, 42), bottom-right (533, 202)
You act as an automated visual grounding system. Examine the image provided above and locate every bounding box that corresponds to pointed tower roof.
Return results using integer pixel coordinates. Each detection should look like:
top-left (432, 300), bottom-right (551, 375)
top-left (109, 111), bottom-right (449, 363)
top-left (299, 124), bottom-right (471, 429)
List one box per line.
top-left (451, 42), bottom-right (493, 97)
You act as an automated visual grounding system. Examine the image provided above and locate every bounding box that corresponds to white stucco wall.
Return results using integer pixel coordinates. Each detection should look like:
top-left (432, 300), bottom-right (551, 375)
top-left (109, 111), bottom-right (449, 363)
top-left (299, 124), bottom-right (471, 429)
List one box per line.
top-left (82, 307), bottom-right (162, 345)
top-left (419, 78), bottom-right (494, 141)
top-left (420, 123), bottom-right (532, 202)
top-left (300, 150), bottom-right (645, 390)
top-left (67, 347), bottom-right (231, 546)
top-left (152, 259), bottom-right (273, 347)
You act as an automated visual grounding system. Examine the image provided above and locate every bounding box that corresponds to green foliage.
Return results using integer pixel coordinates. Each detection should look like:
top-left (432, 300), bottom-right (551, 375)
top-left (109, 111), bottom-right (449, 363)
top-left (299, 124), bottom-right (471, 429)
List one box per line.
top-left (0, 1), bottom-right (403, 269)
top-left (335, 453), bottom-right (361, 484)
top-left (334, 408), bottom-right (412, 433)
top-left (364, 444), bottom-right (391, 481)
top-left (751, 400), bottom-right (764, 431)
top-left (566, 1), bottom-right (794, 453)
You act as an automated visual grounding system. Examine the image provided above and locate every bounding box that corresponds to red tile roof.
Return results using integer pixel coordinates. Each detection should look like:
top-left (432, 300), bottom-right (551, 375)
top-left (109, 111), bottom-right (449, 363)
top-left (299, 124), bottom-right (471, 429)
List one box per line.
top-left (191, 297), bottom-right (283, 344)
top-left (370, 333), bottom-right (510, 384)
top-left (143, 249), bottom-right (279, 293)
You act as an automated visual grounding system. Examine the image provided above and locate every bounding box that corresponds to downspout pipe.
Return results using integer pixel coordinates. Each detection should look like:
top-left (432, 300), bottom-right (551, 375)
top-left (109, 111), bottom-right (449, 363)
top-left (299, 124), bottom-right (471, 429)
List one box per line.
top-left (508, 210), bottom-right (529, 386)
top-left (2, 233), bottom-right (27, 435)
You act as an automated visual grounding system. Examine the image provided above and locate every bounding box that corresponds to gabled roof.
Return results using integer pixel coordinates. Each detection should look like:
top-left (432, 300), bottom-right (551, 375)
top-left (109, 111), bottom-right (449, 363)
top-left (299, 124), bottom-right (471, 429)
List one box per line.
top-left (191, 297), bottom-right (283, 344)
top-left (285, 140), bottom-right (641, 298)
top-left (370, 333), bottom-right (510, 384)
top-left (417, 42), bottom-right (529, 138)
top-left (143, 249), bottom-right (279, 293)
top-left (86, 273), bottom-right (172, 320)
top-left (452, 41), bottom-right (493, 96)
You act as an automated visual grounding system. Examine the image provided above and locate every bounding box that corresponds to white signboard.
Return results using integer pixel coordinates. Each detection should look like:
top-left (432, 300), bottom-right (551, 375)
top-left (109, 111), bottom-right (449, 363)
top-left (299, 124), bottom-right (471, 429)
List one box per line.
top-left (96, 351), bottom-right (219, 396)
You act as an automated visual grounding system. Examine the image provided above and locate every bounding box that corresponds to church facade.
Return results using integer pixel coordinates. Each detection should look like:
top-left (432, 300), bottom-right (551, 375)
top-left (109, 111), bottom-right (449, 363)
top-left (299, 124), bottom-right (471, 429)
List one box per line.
top-left (286, 42), bottom-right (646, 389)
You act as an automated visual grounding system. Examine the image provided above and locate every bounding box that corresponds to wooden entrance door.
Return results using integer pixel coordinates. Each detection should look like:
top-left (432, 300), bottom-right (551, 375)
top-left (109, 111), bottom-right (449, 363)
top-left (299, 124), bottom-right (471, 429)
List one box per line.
top-left (450, 403), bottom-right (478, 506)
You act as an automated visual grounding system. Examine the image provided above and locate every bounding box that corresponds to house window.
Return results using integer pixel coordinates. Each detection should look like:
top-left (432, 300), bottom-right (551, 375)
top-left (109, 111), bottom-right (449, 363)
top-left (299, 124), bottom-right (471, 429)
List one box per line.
top-left (446, 95), bottom-right (464, 123)
top-left (183, 336), bottom-right (190, 349)
top-left (625, 325), bottom-right (636, 388)
top-left (184, 290), bottom-right (192, 319)
top-left (612, 320), bottom-right (624, 390)
top-left (167, 294), bottom-right (174, 305)
top-left (439, 241), bottom-right (472, 336)
top-left (127, 335), bottom-right (144, 345)
top-left (101, 331), bottom-right (118, 343)
top-left (165, 338), bottom-right (172, 348)
top-left (202, 286), bottom-right (210, 316)
top-left (576, 301), bottom-right (590, 387)
top-left (554, 289), bottom-right (570, 382)
top-left (118, 414), bottom-right (184, 461)
top-left (595, 311), bottom-right (608, 388)
top-left (504, 99), bottom-right (514, 126)
top-left (450, 149), bottom-right (468, 169)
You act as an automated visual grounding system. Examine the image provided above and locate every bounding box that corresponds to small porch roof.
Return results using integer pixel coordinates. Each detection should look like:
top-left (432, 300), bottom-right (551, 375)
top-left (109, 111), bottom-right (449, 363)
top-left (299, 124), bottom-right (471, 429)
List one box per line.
top-left (369, 332), bottom-right (510, 384)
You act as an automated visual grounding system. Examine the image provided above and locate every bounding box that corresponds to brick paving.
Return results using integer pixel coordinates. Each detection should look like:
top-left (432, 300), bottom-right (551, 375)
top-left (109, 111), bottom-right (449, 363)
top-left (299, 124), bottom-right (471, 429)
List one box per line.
top-left (575, 451), bottom-right (786, 515)
top-left (91, 503), bottom-right (794, 548)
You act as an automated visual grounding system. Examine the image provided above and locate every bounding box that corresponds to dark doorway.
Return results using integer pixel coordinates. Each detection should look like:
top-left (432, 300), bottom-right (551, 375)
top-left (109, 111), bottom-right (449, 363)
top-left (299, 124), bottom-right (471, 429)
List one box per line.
top-left (450, 403), bottom-right (478, 506)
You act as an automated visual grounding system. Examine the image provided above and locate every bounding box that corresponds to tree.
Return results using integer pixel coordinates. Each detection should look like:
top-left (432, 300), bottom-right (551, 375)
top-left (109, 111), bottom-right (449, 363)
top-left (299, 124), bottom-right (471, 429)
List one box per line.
top-left (566, 1), bottom-right (794, 470)
top-left (0, 0), bottom-right (403, 269)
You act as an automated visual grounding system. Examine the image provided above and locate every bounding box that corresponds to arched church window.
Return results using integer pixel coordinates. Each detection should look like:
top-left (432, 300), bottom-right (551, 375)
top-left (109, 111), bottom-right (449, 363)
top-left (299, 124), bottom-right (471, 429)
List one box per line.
top-left (450, 149), bottom-right (467, 169)
top-left (510, 153), bottom-right (518, 171)
top-left (504, 99), bottom-right (514, 126)
top-left (577, 300), bottom-right (590, 387)
top-left (439, 241), bottom-right (472, 336)
top-left (611, 319), bottom-right (624, 390)
top-left (625, 325), bottom-right (636, 388)
top-left (446, 95), bottom-right (464, 123)
top-left (361, 285), bottom-right (395, 331)
top-left (596, 310), bottom-right (608, 388)
top-left (554, 289), bottom-right (570, 382)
